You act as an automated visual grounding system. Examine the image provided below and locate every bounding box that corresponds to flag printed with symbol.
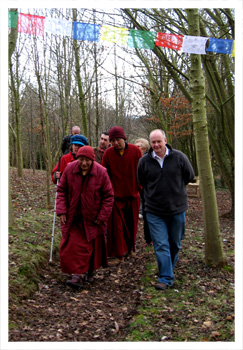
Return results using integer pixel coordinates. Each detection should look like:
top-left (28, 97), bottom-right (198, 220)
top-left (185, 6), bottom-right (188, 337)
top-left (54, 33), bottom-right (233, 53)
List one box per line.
top-left (9, 11), bottom-right (18, 28)
top-left (45, 17), bottom-right (72, 37)
top-left (73, 22), bottom-right (100, 42)
top-left (182, 35), bottom-right (209, 54)
top-left (155, 33), bottom-right (183, 50)
top-left (206, 38), bottom-right (234, 54)
top-left (128, 29), bottom-right (156, 50)
top-left (101, 25), bottom-right (129, 45)
top-left (231, 41), bottom-right (235, 57)
top-left (17, 13), bottom-right (45, 36)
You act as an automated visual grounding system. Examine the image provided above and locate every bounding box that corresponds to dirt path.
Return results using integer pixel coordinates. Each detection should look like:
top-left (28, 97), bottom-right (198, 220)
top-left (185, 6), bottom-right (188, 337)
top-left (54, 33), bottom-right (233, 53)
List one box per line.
top-left (9, 220), bottom-right (155, 341)
top-left (8, 176), bottom-right (234, 342)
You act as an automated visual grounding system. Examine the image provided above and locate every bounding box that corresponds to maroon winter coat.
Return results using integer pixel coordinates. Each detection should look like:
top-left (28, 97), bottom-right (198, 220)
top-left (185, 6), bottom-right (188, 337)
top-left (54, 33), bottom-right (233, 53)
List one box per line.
top-left (56, 160), bottom-right (114, 242)
top-left (56, 160), bottom-right (114, 275)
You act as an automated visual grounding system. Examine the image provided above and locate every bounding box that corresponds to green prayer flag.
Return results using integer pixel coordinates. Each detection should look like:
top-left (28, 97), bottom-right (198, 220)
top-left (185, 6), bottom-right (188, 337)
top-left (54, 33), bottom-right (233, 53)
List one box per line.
top-left (9, 11), bottom-right (18, 28)
top-left (128, 29), bottom-right (156, 49)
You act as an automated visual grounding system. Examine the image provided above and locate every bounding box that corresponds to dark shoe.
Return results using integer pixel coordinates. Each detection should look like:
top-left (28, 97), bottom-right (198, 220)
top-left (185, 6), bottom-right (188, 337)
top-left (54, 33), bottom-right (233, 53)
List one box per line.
top-left (155, 282), bottom-right (168, 290)
top-left (84, 272), bottom-right (94, 284)
top-left (128, 251), bottom-right (136, 257)
top-left (66, 274), bottom-right (84, 288)
top-left (108, 257), bottom-right (124, 266)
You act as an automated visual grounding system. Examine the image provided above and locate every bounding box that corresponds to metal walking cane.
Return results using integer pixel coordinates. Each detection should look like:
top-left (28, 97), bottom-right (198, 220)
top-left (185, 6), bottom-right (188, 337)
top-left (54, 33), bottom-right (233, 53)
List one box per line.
top-left (49, 156), bottom-right (62, 263)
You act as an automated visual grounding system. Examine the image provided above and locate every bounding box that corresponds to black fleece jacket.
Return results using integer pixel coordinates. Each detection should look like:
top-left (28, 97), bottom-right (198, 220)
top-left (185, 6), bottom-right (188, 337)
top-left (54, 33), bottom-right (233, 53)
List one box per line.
top-left (137, 144), bottom-right (195, 216)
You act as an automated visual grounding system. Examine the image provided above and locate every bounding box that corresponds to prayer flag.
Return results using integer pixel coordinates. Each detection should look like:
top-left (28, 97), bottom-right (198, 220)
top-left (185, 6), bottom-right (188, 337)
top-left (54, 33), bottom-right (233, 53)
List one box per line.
top-left (207, 38), bottom-right (234, 54)
top-left (128, 29), bottom-right (156, 50)
top-left (182, 35), bottom-right (208, 54)
top-left (231, 40), bottom-right (235, 57)
top-left (155, 33), bottom-right (183, 50)
top-left (17, 13), bottom-right (45, 36)
top-left (9, 11), bottom-right (18, 28)
top-left (100, 25), bottom-right (128, 46)
top-left (73, 22), bottom-right (100, 42)
top-left (45, 17), bottom-right (72, 37)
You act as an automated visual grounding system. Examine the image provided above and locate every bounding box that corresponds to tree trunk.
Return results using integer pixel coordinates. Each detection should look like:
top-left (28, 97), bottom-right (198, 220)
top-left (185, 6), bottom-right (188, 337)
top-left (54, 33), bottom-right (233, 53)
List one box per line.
top-left (72, 8), bottom-right (88, 136)
top-left (9, 45), bottom-right (23, 176)
top-left (187, 8), bottom-right (225, 267)
top-left (8, 8), bottom-right (19, 225)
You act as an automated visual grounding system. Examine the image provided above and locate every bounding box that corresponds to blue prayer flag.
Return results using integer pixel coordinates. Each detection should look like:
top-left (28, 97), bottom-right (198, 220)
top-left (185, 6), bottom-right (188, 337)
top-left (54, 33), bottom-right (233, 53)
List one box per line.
top-left (206, 38), bottom-right (233, 54)
top-left (73, 22), bottom-right (100, 42)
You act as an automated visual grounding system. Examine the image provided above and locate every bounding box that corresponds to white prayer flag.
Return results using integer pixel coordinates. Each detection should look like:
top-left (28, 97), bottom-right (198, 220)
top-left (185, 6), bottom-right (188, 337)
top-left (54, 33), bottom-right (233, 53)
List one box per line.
top-left (45, 17), bottom-right (72, 37)
top-left (182, 35), bottom-right (208, 54)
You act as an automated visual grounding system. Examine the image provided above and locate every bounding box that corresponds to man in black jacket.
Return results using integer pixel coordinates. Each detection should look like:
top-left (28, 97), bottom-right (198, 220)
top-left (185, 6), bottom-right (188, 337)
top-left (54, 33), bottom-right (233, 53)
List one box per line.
top-left (137, 129), bottom-right (195, 290)
top-left (61, 126), bottom-right (81, 155)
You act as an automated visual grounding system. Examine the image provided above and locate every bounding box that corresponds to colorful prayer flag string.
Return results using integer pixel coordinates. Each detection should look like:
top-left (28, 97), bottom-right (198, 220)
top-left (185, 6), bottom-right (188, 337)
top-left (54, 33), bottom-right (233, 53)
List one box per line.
top-left (9, 11), bottom-right (235, 56)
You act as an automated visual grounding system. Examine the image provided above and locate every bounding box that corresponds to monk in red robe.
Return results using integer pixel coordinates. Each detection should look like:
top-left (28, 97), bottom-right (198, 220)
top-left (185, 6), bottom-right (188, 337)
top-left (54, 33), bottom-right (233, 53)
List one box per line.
top-left (56, 146), bottom-right (114, 288)
top-left (101, 126), bottom-right (142, 265)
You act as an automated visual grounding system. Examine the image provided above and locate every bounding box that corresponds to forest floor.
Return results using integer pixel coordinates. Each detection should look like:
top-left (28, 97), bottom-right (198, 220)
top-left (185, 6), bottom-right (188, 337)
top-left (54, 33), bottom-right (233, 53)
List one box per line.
top-left (7, 167), bottom-right (236, 343)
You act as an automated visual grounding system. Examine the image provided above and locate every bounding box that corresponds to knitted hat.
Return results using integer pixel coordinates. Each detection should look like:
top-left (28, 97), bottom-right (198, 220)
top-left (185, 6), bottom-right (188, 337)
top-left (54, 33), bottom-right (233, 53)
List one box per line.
top-left (70, 134), bottom-right (89, 146)
top-left (76, 146), bottom-right (95, 161)
top-left (109, 126), bottom-right (127, 141)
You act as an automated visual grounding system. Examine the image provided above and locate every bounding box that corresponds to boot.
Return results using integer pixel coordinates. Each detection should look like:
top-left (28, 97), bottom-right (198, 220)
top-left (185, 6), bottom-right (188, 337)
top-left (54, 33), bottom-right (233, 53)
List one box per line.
top-left (84, 271), bottom-right (94, 284)
top-left (66, 274), bottom-right (84, 288)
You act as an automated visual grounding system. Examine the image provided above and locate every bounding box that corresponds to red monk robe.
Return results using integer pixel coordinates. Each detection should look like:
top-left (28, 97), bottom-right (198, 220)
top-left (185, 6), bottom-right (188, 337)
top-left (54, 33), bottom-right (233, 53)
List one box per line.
top-left (101, 143), bottom-right (142, 258)
top-left (56, 159), bottom-right (114, 275)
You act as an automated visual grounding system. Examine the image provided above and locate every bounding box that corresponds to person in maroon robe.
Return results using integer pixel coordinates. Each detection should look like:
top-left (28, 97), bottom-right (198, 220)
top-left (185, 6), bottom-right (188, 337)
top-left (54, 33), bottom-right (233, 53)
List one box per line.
top-left (56, 146), bottom-right (114, 288)
top-left (101, 126), bottom-right (142, 265)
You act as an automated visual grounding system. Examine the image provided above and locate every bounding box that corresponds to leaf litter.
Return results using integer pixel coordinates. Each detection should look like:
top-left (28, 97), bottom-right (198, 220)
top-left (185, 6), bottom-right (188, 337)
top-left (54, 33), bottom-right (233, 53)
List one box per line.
top-left (8, 168), bottom-right (235, 342)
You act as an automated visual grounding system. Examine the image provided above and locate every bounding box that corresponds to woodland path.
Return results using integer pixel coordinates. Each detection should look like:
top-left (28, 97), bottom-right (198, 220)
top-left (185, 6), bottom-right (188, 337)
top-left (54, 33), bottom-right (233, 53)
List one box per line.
top-left (9, 168), bottom-right (234, 342)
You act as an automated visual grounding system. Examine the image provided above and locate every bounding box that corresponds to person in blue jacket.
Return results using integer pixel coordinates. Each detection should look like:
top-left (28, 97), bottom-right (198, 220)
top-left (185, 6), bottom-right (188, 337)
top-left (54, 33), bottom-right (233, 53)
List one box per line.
top-left (137, 129), bottom-right (195, 290)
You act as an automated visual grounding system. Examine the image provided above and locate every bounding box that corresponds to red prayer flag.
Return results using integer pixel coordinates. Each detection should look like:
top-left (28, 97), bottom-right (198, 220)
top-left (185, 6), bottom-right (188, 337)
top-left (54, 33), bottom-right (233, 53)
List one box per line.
top-left (17, 13), bottom-right (45, 36)
top-left (155, 33), bottom-right (183, 50)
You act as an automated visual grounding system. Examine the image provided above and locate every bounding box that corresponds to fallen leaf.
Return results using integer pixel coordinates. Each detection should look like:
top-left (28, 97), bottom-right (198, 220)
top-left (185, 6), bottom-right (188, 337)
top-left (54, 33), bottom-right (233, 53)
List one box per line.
top-left (112, 321), bottom-right (119, 333)
top-left (203, 321), bottom-right (212, 328)
top-left (210, 331), bottom-right (221, 339)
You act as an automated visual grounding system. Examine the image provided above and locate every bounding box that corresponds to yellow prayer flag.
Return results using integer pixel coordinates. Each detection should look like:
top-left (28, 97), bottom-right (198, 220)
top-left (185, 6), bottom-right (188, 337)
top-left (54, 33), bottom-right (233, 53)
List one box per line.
top-left (101, 25), bottom-right (128, 45)
top-left (231, 40), bottom-right (235, 57)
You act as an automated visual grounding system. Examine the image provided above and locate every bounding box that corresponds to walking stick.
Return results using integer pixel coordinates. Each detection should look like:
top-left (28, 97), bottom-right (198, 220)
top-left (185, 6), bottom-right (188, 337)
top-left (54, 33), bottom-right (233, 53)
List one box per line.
top-left (49, 156), bottom-right (62, 263)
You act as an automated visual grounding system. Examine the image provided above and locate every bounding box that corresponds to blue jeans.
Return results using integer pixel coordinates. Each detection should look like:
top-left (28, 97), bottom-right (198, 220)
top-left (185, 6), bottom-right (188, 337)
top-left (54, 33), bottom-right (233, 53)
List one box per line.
top-left (146, 212), bottom-right (185, 286)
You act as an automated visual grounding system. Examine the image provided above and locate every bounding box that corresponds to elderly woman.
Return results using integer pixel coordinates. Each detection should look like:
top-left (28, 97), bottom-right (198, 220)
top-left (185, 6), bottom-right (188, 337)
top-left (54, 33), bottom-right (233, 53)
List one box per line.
top-left (56, 146), bottom-right (114, 288)
top-left (135, 137), bottom-right (152, 246)
top-left (135, 138), bottom-right (149, 155)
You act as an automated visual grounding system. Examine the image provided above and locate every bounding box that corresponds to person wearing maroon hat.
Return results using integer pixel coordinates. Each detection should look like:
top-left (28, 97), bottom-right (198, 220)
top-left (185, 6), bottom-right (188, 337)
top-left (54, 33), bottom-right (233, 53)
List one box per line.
top-left (56, 146), bottom-right (114, 288)
top-left (101, 126), bottom-right (143, 265)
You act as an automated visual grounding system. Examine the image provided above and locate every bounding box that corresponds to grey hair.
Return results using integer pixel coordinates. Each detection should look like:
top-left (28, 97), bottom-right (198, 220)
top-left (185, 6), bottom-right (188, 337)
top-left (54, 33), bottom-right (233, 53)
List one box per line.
top-left (149, 129), bottom-right (166, 139)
